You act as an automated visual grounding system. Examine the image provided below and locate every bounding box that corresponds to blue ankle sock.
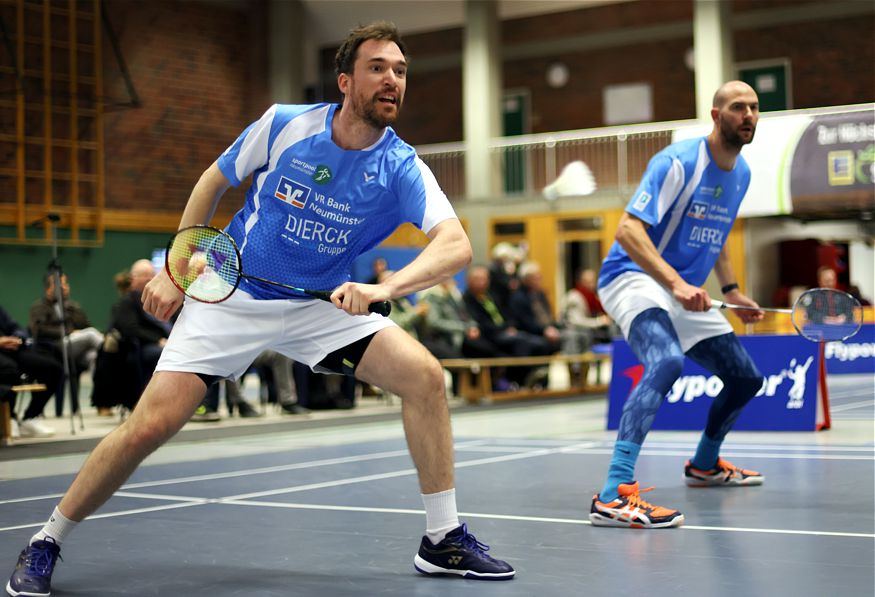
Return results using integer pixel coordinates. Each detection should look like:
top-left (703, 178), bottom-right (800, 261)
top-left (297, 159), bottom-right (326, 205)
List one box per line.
top-left (691, 435), bottom-right (723, 471)
top-left (600, 441), bottom-right (641, 502)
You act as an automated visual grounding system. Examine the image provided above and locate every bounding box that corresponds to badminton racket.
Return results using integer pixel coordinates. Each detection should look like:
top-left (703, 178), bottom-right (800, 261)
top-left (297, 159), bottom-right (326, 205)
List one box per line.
top-left (714, 287), bottom-right (862, 342)
top-left (165, 225), bottom-right (391, 317)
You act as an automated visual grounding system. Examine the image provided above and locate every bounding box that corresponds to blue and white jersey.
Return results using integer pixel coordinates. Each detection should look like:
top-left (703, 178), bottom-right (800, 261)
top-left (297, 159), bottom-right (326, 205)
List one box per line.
top-left (216, 103), bottom-right (456, 300)
top-left (598, 137), bottom-right (750, 289)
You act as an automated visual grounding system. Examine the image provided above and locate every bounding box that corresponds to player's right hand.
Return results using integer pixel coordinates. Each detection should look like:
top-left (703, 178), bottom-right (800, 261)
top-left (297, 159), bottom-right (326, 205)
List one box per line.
top-left (142, 269), bottom-right (184, 321)
top-left (672, 281), bottom-right (711, 312)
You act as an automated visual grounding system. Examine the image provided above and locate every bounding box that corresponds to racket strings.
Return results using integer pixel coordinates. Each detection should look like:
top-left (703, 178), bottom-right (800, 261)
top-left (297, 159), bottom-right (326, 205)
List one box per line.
top-left (166, 226), bottom-right (241, 302)
top-left (792, 288), bottom-right (863, 342)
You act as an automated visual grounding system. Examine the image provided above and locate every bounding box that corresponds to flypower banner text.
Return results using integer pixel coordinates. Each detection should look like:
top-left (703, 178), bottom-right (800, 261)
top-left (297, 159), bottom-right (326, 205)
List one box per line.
top-left (607, 335), bottom-right (824, 432)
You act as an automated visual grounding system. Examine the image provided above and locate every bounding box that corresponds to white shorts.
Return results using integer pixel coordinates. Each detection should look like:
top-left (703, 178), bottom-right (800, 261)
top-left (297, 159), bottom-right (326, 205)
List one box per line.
top-left (598, 272), bottom-right (732, 353)
top-left (156, 290), bottom-right (396, 380)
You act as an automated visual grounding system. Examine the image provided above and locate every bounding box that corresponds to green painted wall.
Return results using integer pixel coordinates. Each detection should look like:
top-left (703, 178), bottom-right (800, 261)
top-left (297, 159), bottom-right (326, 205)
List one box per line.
top-left (0, 229), bottom-right (172, 332)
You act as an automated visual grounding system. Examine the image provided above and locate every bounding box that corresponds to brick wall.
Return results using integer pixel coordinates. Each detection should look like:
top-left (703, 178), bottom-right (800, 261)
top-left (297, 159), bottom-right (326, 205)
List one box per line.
top-left (101, 0), bottom-right (270, 213)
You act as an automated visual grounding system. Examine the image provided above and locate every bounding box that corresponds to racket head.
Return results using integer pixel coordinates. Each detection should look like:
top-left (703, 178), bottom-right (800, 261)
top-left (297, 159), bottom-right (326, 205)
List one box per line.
top-left (791, 287), bottom-right (863, 342)
top-left (165, 225), bottom-right (242, 303)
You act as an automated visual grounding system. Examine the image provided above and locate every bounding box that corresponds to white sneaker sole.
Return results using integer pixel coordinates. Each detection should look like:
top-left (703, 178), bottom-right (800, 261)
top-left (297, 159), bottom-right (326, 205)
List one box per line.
top-left (6, 579), bottom-right (50, 596)
top-left (589, 511), bottom-right (685, 529)
top-left (413, 554), bottom-right (515, 579)
top-left (684, 475), bottom-right (765, 487)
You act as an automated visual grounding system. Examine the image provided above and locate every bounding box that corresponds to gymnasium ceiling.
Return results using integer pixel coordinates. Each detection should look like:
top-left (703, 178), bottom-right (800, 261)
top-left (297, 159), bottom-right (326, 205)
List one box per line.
top-left (300, 0), bottom-right (632, 46)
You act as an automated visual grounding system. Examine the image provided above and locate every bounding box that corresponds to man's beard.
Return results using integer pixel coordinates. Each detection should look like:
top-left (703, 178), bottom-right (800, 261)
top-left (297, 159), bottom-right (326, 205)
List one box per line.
top-left (352, 91), bottom-right (401, 129)
top-left (720, 115), bottom-right (755, 149)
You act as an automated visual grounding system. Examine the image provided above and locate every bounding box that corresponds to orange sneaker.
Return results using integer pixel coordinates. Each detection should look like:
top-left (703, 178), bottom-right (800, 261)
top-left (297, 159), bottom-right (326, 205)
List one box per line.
top-left (684, 459), bottom-right (764, 487)
top-left (590, 482), bottom-right (684, 528)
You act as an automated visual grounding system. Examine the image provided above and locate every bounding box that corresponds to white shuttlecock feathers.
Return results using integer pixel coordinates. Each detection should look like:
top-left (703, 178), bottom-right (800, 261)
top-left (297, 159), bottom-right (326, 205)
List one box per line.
top-left (543, 160), bottom-right (597, 200)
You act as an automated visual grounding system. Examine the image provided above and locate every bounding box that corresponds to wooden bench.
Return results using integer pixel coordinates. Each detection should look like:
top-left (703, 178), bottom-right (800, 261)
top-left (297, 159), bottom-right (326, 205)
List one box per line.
top-left (1, 383), bottom-right (47, 446)
top-left (439, 352), bottom-right (611, 404)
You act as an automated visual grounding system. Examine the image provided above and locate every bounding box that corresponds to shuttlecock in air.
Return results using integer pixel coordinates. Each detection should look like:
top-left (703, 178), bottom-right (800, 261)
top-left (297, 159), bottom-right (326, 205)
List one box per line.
top-left (543, 160), bottom-right (597, 200)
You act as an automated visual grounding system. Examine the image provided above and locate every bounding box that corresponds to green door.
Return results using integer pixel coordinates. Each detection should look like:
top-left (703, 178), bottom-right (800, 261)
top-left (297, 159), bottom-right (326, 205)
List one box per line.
top-left (738, 62), bottom-right (790, 112)
top-left (503, 92), bottom-right (529, 194)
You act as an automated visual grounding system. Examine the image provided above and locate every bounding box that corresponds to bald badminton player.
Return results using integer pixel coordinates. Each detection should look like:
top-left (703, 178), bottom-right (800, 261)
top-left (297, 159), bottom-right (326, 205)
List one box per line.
top-left (7, 22), bottom-right (513, 597)
top-left (589, 81), bottom-right (767, 529)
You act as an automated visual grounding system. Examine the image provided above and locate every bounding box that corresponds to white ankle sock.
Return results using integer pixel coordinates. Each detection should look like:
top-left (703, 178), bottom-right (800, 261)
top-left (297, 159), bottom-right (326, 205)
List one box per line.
top-left (421, 488), bottom-right (459, 545)
top-left (31, 507), bottom-right (77, 545)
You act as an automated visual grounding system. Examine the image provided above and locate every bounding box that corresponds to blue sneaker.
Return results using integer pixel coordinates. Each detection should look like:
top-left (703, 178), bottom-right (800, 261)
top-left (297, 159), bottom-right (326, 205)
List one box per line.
top-left (6, 539), bottom-right (61, 597)
top-left (414, 524), bottom-right (514, 580)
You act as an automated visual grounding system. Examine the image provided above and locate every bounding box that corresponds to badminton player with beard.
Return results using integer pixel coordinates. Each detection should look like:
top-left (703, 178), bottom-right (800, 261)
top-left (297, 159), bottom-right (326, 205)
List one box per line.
top-left (8, 22), bottom-right (513, 597)
top-left (589, 81), bottom-right (767, 529)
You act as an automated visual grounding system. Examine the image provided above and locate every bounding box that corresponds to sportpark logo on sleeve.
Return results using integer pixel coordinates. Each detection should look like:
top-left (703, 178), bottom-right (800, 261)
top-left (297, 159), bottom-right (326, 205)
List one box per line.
top-left (632, 191), bottom-right (652, 210)
top-left (274, 177), bottom-right (311, 209)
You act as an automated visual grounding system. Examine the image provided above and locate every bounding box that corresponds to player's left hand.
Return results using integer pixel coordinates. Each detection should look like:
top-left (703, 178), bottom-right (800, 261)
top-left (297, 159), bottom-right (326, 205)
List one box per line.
top-left (724, 289), bottom-right (764, 323)
top-left (330, 282), bottom-right (391, 316)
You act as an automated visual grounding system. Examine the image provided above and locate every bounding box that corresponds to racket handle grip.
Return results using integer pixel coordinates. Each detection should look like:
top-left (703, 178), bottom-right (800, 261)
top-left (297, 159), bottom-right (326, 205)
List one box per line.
top-left (308, 290), bottom-right (391, 317)
top-left (368, 301), bottom-right (392, 317)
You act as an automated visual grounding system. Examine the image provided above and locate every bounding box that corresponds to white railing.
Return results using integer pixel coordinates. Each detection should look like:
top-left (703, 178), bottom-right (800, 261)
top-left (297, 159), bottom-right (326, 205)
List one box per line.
top-left (416, 103), bottom-right (874, 203)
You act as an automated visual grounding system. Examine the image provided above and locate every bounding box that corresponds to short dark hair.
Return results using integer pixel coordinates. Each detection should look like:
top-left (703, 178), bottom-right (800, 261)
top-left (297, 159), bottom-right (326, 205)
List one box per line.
top-left (334, 21), bottom-right (407, 76)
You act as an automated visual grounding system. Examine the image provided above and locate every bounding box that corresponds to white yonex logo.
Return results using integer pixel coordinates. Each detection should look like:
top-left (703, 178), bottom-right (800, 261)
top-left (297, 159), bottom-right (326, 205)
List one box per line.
top-left (363, 171), bottom-right (375, 183)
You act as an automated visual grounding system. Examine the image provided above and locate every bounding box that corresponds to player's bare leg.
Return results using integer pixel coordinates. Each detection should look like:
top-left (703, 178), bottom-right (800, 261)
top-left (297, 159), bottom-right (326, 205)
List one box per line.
top-left (356, 326), bottom-right (513, 580)
top-left (58, 372), bottom-right (207, 521)
top-left (356, 326), bottom-right (453, 493)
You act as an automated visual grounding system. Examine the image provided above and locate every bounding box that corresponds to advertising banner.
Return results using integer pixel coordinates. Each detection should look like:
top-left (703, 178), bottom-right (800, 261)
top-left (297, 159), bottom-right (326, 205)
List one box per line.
top-left (607, 335), bottom-right (828, 432)
top-left (673, 107), bottom-right (874, 217)
top-left (823, 323), bottom-right (875, 375)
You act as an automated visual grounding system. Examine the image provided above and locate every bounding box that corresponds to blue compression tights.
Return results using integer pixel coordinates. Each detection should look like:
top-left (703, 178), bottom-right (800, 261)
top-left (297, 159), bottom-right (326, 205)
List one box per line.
top-left (686, 331), bottom-right (763, 469)
top-left (600, 308), bottom-right (762, 501)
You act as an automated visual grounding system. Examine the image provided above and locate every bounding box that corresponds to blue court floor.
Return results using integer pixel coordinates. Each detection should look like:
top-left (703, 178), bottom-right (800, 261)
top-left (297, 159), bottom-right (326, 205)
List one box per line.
top-left (1, 374), bottom-right (873, 596)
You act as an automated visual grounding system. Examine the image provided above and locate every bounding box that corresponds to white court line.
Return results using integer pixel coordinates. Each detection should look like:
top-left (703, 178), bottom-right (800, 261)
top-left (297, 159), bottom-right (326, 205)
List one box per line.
top-left (826, 389), bottom-right (875, 399)
top-left (0, 440), bottom-right (868, 509)
top-left (113, 491), bottom-right (212, 503)
top-left (478, 444), bottom-right (875, 456)
top-left (559, 440), bottom-right (874, 453)
top-left (221, 445), bottom-right (592, 502)
top-left (829, 400), bottom-right (875, 413)
top-left (0, 502), bottom-right (205, 533)
top-left (219, 500), bottom-right (875, 540)
top-left (121, 440), bottom-right (489, 490)
top-left (3, 497), bottom-right (872, 540)
top-left (0, 440), bottom-right (491, 506)
top-left (2, 441), bottom-right (872, 540)
top-left (0, 443), bottom-right (581, 533)
top-left (559, 448), bottom-right (875, 461)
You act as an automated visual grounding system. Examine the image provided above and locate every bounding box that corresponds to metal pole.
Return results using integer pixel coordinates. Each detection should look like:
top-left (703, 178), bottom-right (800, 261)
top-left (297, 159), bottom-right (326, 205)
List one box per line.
top-left (46, 214), bottom-right (84, 433)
